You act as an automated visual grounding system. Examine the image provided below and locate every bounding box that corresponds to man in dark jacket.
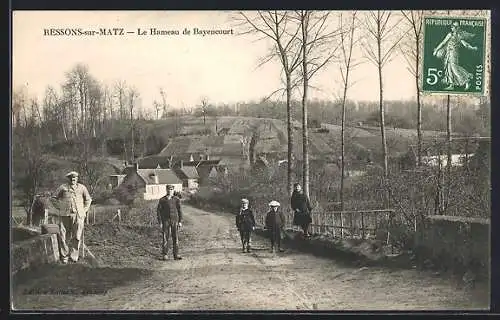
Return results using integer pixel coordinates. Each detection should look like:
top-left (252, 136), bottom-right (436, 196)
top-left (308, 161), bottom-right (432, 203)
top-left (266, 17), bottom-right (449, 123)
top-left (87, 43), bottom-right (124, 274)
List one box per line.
top-left (235, 198), bottom-right (256, 253)
top-left (265, 200), bottom-right (286, 253)
top-left (157, 185), bottom-right (183, 261)
top-left (291, 183), bottom-right (313, 238)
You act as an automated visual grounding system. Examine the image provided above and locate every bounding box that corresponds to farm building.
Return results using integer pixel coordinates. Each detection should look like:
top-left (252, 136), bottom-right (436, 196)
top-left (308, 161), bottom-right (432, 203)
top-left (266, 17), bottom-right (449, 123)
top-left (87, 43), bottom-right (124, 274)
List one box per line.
top-left (114, 166), bottom-right (183, 201)
top-left (173, 161), bottom-right (200, 190)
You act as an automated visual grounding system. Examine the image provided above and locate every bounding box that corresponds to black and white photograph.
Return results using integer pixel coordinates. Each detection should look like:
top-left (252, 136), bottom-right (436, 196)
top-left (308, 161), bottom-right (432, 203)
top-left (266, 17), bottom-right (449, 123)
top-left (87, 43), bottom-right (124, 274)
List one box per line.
top-left (11, 10), bottom-right (491, 311)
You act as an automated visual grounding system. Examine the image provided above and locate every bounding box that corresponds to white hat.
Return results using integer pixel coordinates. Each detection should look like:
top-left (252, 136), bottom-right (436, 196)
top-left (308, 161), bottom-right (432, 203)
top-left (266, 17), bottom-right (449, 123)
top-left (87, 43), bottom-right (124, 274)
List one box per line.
top-left (65, 171), bottom-right (79, 178)
top-left (241, 198), bottom-right (249, 203)
top-left (269, 200), bottom-right (280, 207)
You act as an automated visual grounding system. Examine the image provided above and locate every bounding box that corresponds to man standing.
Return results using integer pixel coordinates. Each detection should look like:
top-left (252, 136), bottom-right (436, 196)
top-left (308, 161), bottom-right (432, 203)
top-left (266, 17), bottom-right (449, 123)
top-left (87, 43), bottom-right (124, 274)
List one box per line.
top-left (157, 185), bottom-right (183, 261)
top-left (52, 171), bottom-right (92, 264)
top-left (235, 198), bottom-right (256, 253)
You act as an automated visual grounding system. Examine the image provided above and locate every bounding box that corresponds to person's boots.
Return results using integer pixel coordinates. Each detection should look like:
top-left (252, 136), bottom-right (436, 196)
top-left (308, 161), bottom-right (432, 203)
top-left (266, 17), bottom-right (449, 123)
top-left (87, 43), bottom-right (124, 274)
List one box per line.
top-left (246, 243), bottom-right (251, 253)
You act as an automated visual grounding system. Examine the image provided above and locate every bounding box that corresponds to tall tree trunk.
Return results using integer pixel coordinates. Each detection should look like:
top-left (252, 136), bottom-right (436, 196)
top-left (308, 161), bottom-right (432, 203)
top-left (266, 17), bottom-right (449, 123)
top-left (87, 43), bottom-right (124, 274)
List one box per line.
top-left (415, 37), bottom-right (422, 167)
top-left (377, 51), bottom-right (389, 207)
top-left (286, 75), bottom-right (294, 195)
top-left (340, 80), bottom-right (349, 213)
top-left (301, 12), bottom-right (310, 198)
top-left (445, 94), bottom-right (452, 212)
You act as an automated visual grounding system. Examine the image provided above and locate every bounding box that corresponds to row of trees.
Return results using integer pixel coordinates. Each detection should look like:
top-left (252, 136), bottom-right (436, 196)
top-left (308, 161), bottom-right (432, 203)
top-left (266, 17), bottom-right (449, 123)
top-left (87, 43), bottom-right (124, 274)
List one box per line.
top-left (235, 10), bottom-right (489, 214)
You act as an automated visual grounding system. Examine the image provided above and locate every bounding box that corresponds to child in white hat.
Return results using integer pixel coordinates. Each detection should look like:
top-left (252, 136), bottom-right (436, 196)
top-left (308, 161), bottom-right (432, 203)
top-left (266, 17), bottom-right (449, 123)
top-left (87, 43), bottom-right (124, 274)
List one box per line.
top-left (265, 200), bottom-right (286, 253)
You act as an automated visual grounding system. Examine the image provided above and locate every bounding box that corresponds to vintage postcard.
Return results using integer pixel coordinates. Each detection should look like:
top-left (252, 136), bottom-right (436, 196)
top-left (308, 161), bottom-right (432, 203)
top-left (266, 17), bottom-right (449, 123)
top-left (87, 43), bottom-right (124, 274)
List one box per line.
top-left (11, 10), bottom-right (491, 312)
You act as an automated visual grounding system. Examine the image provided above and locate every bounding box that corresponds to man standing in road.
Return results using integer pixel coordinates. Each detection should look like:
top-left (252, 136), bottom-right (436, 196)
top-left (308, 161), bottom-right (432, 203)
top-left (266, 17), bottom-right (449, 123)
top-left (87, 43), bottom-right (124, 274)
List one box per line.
top-left (51, 171), bottom-right (92, 264)
top-left (157, 185), bottom-right (183, 261)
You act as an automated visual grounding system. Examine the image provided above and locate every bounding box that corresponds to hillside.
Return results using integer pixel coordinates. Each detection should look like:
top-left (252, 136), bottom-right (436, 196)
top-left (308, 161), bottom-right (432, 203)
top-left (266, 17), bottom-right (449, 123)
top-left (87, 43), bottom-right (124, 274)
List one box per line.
top-left (150, 116), bottom-right (462, 166)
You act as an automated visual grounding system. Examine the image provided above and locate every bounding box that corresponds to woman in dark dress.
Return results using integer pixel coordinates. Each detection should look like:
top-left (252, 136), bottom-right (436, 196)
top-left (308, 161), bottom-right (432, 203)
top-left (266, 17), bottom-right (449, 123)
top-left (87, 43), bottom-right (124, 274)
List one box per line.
top-left (291, 183), bottom-right (313, 238)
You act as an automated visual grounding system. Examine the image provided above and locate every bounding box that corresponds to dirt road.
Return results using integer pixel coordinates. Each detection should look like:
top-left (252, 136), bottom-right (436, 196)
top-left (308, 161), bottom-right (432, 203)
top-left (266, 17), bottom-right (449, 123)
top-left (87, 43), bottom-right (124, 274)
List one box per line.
top-left (12, 205), bottom-right (489, 311)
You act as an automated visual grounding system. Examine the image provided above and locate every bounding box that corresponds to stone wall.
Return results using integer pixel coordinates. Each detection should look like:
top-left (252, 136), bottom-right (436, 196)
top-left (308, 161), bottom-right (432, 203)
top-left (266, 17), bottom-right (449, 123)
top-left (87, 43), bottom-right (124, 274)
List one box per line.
top-left (415, 215), bottom-right (490, 275)
top-left (12, 234), bottom-right (60, 274)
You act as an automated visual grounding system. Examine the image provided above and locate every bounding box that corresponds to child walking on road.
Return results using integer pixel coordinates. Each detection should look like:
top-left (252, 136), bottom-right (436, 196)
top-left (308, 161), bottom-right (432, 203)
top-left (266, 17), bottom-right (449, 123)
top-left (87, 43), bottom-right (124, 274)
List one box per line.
top-left (236, 198), bottom-right (256, 253)
top-left (265, 200), bottom-right (286, 253)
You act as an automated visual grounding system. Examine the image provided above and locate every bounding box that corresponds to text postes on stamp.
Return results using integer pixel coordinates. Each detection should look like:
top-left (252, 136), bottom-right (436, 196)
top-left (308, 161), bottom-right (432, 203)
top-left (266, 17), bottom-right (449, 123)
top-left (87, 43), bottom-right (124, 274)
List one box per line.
top-left (422, 16), bottom-right (487, 95)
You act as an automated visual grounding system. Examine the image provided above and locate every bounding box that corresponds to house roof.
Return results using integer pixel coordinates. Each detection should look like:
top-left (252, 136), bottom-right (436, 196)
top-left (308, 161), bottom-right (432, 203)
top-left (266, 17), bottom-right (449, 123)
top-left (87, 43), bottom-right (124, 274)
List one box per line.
top-left (138, 156), bottom-right (172, 169)
top-left (159, 134), bottom-right (244, 158)
top-left (136, 169), bottom-right (182, 185)
top-left (175, 166), bottom-right (199, 179)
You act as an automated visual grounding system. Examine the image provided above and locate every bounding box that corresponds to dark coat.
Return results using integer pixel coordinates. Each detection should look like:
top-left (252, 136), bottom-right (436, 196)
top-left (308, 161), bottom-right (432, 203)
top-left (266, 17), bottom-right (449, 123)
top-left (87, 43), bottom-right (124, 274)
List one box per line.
top-left (291, 191), bottom-right (312, 214)
top-left (236, 208), bottom-right (256, 231)
top-left (265, 209), bottom-right (286, 230)
top-left (291, 191), bottom-right (313, 226)
top-left (157, 195), bottom-right (183, 224)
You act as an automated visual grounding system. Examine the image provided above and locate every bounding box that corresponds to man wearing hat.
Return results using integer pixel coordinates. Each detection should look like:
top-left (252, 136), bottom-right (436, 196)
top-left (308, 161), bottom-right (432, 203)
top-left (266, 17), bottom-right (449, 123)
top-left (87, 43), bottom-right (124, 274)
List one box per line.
top-left (157, 184), bottom-right (183, 261)
top-left (52, 171), bottom-right (92, 264)
top-left (265, 200), bottom-right (286, 253)
top-left (235, 198), bottom-right (256, 253)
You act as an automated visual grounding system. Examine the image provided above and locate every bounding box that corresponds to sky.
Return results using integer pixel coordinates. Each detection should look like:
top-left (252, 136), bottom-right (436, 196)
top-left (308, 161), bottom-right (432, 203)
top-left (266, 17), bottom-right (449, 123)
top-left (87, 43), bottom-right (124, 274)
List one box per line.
top-left (12, 11), bottom-right (489, 111)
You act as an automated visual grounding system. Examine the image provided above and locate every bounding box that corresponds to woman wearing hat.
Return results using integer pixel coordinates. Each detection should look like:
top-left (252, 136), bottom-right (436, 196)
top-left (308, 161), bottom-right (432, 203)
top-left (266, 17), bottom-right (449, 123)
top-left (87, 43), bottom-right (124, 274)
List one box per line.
top-left (235, 198), bottom-right (256, 253)
top-left (265, 200), bottom-right (286, 253)
top-left (291, 183), bottom-right (313, 238)
top-left (432, 21), bottom-right (478, 91)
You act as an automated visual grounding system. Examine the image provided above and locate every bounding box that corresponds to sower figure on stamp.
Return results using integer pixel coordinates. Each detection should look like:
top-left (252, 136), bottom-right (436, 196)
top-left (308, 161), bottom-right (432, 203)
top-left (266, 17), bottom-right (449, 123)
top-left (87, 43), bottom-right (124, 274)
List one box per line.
top-left (265, 200), bottom-right (286, 253)
top-left (157, 184), bottom-right (183, 261)
top-left (235, 198), bottom-right (256, 253)
top-left (291, 183), bottom-right (313, 238)
top-left (51, 171), bottom-right (92, 264)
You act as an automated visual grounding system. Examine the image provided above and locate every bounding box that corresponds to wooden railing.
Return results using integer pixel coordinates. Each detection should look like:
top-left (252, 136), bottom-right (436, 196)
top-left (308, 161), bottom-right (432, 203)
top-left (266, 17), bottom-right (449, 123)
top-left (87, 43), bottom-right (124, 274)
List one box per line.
top-left (256, 207), bottom-right (395, 246)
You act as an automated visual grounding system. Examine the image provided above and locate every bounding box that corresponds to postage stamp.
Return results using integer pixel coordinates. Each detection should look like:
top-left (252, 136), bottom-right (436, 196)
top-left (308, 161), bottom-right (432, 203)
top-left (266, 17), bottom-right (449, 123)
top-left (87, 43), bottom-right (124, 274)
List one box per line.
top-left (422, 16), bottom-right (487, 95)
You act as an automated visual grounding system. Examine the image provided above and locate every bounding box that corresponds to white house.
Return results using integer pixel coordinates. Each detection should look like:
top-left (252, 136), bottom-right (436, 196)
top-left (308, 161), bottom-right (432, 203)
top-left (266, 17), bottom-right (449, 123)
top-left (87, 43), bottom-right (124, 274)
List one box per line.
top-left (115, 166), bottom-right (183, 201)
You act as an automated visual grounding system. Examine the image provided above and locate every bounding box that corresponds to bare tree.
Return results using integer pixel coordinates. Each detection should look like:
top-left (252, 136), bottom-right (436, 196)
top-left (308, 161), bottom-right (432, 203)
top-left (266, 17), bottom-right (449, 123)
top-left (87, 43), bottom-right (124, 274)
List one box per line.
top-left (294, 10), bottom-right (342, 197)
top-left (200, 96), bottom-right (209, 126)
top-left (114, 80), bottom-right (128, 121)
top-left (400, 10), bottom-right (424, 166)
top-left (235, 10), bottom-right (303, 194)
top-left (153, 100), bottom-right (161, 120)
top-left (361, 10), bottom-right (405, 207)
top-left (128, 86), bottom-right (140, 162)
top-left (12, 92), bottom-right (48, 225)
top-left (338, 11), bottom-right (363, 213)
top-left (159, 88), bottom-right (168, 118)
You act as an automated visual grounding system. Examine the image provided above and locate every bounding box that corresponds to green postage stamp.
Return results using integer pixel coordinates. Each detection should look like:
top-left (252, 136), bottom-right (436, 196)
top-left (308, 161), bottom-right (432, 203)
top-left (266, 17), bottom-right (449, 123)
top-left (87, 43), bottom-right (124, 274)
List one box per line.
top-left (422, 16), bottom-right (487, 95)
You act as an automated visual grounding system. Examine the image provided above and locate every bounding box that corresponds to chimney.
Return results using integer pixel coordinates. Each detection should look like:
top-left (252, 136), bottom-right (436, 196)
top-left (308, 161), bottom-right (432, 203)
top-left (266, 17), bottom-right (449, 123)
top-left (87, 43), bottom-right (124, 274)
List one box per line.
top-left (154, 174), bottom-right (159, 184)
top-left (180, 160), bottom-right (183, 168)
top-left (206, 154), bottom-right (210, 160)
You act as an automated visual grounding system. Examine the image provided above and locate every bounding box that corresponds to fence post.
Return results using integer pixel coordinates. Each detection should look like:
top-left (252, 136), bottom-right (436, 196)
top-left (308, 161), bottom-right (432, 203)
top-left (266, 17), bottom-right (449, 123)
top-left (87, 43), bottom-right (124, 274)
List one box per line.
top-left (340, 211), bottom-right (344, 239)
top-left (361, 211), bottom-right (365, 240)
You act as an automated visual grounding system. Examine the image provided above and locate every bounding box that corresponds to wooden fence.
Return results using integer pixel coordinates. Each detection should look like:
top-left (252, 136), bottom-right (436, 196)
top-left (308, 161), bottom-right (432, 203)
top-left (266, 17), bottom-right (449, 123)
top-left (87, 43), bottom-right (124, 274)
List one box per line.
top-left (44, 205), bottom-right (128, 225)
top-left (255, 206), bottom-right (395, 243)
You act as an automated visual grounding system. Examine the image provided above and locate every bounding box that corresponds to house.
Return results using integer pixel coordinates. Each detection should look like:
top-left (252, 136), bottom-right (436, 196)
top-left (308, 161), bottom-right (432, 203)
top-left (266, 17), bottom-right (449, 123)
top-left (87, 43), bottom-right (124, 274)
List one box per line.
top-left (173, 161), bottom-right (200, 190)
top-left (109, 174), bottom-right (127, 188)
top-left (115, 164), bottom-right (183, 201)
